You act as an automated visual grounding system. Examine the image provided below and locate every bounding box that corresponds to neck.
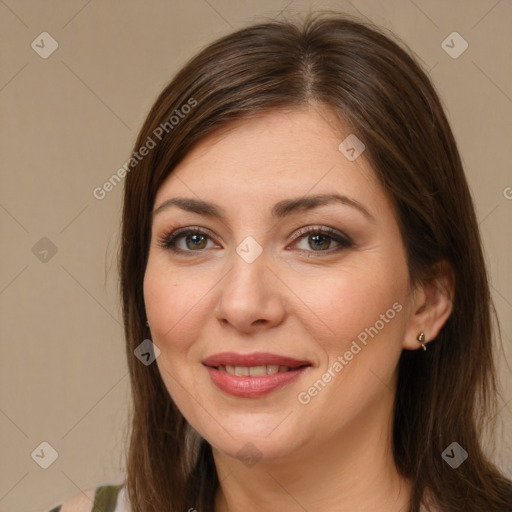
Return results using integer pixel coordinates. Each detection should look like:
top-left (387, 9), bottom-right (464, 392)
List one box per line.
top-left (212, 396), bottom-right (411, 512)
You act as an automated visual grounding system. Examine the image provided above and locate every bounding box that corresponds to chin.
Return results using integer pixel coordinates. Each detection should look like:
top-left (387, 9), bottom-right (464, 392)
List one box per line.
top-left (212, 435), bottom-right (298, 465)
top-left (198, 416), bottom-right (305, 463)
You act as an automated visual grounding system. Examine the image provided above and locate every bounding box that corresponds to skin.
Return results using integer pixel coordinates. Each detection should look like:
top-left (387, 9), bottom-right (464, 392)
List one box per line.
top-left (143, 106), bottom-right (453, 512)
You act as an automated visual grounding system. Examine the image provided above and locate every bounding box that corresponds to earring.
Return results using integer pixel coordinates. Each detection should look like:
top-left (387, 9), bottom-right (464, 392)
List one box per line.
top-left (145, 320), bottom-right (150, 327)
top-left (417, 331), bottom-right (427, 351)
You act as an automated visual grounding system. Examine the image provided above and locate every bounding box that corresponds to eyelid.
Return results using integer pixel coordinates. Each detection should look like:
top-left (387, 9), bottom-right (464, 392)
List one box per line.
top-left (288, 225), bottom-right (353, 253)
top-left (157, 224), bottom-right (353, 255)
top-left (156, 226), bottom-right (219, 252)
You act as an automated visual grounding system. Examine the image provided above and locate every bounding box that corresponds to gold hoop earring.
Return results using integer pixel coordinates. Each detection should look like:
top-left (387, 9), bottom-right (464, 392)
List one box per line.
top-left (417, 331), bottom-right (427, 351)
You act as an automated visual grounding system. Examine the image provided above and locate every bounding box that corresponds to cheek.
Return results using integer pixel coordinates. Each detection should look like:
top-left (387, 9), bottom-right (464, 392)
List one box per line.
top-left (143, 258), bottom-right (212, 346)
top-left (143, 261), bottom-right (210, 410)
top-left (292, 264), bottom-right (409, 427)
top-left (294, 257), bottom-right (408, 356)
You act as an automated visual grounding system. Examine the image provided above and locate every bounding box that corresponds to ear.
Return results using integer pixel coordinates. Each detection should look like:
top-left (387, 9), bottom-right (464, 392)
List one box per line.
top-left (403, 260), bottom-right (455, 351)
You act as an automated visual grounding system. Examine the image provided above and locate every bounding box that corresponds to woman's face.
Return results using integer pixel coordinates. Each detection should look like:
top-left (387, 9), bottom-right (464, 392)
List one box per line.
top-left (144, 107), bottom-right (420, 463)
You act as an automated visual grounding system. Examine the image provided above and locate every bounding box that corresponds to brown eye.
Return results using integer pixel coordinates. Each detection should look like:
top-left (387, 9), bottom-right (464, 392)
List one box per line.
top-left (292, 226), bottom-right (353, 255)
top-left (305, 233), bottom-right (333, 251)
top-left (158, 228), bottom-right (218, 254)
top-left (184, 233), bottom-right (208, 250)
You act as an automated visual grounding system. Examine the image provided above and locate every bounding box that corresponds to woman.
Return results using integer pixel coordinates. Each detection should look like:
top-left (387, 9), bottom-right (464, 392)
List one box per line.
top-left (49, 12), bottom-right (512, 512)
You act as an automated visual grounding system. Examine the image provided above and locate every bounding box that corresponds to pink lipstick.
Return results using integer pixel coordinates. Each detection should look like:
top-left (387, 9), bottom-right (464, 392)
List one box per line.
top-left (202, 352), bottom-right (311, 398)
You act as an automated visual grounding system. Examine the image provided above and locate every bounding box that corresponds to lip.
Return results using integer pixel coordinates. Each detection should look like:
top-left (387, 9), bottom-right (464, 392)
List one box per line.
top-left (202, 352), bottom-right (312, 398)
top-left (202, 352), bottom-right (311, 368)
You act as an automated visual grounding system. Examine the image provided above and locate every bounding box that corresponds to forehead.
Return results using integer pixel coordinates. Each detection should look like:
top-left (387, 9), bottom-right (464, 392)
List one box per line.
top-left (155, 107), bottom-right (386, 216)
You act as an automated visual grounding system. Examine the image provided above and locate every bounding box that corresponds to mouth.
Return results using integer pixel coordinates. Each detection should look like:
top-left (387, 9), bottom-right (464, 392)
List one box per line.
top-left (212, 363), bottom-right (308, 376)
top-left (202, 352), bottom-right (312, 398)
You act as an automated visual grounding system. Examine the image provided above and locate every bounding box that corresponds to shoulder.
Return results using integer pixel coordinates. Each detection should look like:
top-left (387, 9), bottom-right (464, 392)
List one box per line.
top-left (48, 486), bottom-right (95, 512)
top-left (46, 482), bottom-right (127, 512)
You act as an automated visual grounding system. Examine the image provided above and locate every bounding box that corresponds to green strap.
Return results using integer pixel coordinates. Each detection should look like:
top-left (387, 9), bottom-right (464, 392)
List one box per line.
top-left (92, 484), bottom-right (124, 512)
top-left (47, 484), bottom-right (123, 512)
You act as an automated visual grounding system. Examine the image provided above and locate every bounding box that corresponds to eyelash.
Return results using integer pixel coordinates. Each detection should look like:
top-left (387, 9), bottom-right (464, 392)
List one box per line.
top-left (157, 225), bottom-right (353, 257)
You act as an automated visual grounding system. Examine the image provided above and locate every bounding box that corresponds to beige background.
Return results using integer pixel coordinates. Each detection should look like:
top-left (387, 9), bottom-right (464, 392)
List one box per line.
top-left (0, 1), bottom-right (511, 510)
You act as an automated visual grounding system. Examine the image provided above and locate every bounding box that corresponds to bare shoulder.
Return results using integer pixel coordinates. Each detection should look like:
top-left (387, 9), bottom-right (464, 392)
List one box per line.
top-left (58, 487), bottom-right (96, 512)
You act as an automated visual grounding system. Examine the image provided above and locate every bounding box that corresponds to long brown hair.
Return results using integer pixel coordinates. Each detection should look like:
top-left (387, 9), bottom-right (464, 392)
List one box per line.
top-left (119, 12), bottom-right (511, 512)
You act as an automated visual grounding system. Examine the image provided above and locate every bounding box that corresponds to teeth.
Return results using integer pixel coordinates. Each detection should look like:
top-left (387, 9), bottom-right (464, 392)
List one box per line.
top-left (248, 365), bottom-right (267, 377)
top-left (266, 364), bottom-right (279, 375)
top-left (218, 364), bottom-right (291, 375)
top-left (234, 366), bottom-right (249, 376)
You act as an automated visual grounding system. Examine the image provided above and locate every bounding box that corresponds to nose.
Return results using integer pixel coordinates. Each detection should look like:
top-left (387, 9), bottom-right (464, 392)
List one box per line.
top-left (214, 248), bottom-right (286, 334)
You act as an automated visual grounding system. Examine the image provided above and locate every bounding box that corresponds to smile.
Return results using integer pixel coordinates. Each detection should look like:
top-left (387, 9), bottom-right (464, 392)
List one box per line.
top-left (202, 352), bottom-right (312, 398)
top-left (217, 364), bottom-right (294, 376)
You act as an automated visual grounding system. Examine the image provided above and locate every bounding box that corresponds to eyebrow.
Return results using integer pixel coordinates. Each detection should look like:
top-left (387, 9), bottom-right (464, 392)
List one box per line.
top-left (152, 193), bottom-right (374, 221)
